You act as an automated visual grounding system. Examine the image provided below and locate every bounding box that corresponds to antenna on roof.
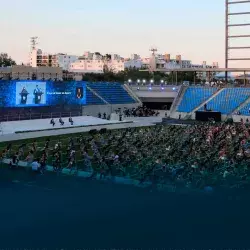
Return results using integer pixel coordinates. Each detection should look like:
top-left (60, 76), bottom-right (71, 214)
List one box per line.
top-left (30, 37), bottom-right (38, 50)
top-left (150, 46), bottom-right (157, 56)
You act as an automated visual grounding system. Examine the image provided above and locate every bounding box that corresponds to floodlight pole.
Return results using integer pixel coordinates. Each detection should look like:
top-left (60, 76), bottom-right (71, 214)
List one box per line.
top-left (225, 0), bottom-right (250, 83)
top-left (225, 0), bottom-right (229, 83)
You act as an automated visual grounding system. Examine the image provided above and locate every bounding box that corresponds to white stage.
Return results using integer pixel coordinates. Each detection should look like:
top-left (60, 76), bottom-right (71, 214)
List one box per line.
top-left (0, 116), bottom-right (132, 135)
top-left (0, 116), bottom-right (160, 142)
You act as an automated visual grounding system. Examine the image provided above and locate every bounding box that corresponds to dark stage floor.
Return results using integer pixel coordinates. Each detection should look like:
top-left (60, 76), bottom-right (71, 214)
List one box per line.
top-left (0, 167), bottom-right (250, 248)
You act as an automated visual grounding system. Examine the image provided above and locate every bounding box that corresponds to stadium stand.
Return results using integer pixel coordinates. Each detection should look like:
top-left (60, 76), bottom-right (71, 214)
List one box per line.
top-left (204, 88), bottom-right (250, 114)
top-left (86, 88), bottom-right (105, 105)
top-left (239, 102), bottom-right (250, 116)
top-left (88, 83), bottom-right (136, 104)
top-left (177, 87), bottom-right (217, 112)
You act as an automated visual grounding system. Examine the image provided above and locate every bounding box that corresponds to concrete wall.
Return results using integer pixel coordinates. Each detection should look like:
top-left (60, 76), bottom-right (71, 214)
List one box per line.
top-left (232, 115), bottom-right (250, 122)
top-left (135, 91), bottom-right (177, 98)
top-left (0, 66), bottom-right (63, 80)
top-left (177, 112), bottom-right (249, 123)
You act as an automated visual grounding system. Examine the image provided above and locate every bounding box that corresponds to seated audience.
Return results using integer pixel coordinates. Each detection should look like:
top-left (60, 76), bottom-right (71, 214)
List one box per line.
top-left (9, 152), bottom-right (19, 168)
top-left (31, 159), bottom-right (41, 173)
top-left (3, 121), bottom-right (250, 191)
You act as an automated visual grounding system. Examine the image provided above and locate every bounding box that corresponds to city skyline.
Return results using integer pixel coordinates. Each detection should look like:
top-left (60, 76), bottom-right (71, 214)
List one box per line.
top-left (1, 0), bottom-right (250, 67)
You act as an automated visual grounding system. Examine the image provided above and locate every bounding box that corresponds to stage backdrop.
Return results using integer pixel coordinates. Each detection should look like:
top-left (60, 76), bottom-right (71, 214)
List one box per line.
top-left (0, 81), bottom-right (87, 107)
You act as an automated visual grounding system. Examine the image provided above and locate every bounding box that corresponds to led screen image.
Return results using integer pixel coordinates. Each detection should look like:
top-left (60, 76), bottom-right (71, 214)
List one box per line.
top-left (0, 80), bottom-right (87, 107)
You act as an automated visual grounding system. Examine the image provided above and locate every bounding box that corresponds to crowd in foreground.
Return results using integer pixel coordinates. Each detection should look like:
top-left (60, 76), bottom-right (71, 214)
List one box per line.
top-left (1, 121), bottom-right (250, 190)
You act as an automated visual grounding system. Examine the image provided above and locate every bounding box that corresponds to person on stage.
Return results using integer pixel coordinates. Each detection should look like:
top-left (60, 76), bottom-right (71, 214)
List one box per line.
top-left (59, 117), bottom-right (64, 126)
top-left (33, 85), bottom-right (43, 104)
top-left (50, 118), bottom-right (55, 127)
top-left (20, 87), bottom-right (29, 104)
top-left (76, 87), bottom-right (83, 99)
top-left (69, 117), bottom-right (74, 125)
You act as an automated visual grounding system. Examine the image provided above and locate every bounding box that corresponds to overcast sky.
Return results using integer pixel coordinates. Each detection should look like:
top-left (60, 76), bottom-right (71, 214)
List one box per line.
top-left (1, 0), bottom-right (250, 67)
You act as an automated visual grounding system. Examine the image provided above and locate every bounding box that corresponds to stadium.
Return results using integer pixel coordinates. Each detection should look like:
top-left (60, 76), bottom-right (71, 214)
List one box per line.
top-left (1, 77), bottom-right (250, 188)
top-left (2, 0), bottom-right (250, 248)
top-left (2, 77), bottom-right (250, 246)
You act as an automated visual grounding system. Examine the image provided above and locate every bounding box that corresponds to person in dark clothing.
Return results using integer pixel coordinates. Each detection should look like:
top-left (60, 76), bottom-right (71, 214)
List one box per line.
top-left (204, 103), bottom-right (207, 111)
top-left (9, 152), bottom-right (19, 168)
top-left (69, 117), bottom-right (74, 125)
top-left (98, 112), bottom-right (102, 119)
top-left (20, 87), bottom-right (29, 104)
top-left (45, 139), bottom-right (50, 149)
top-left (33, 85), bottom-right (43, 104)
top-left (50, 118), bottom-right (55, 127)
top-left (59, 117), bottom-right (64, 125)
top-left (6, 143), bottom-right (12, 153)
top-left (53, 153), bottom-right (62, 172)
top-left (18, 143), bottom-right (26, 158)
top-left (40, 157), bottom-right (46, 174)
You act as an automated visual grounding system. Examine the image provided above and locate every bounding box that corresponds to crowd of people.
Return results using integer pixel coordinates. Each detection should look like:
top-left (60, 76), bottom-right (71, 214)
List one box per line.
top-left (124, 106), bottom-right (160, 117)
top-left (1, 121), bottom-right (250, 191)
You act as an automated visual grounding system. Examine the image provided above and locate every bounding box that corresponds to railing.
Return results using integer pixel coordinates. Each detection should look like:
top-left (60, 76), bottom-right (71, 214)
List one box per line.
top-left (128, 82), bottom-right (250, 87)
top-left (0, 111), bottom-right (82, 122)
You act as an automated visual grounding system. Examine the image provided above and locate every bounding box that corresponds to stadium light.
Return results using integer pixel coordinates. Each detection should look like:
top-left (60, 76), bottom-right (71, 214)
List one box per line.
top-left (142, 79), bottom-right (146, 83)
top-left (150, 79), bottom-right (154, 83)
top-left (137, 79), bottom-right (141, 83)
top-left (161, 80), bottom-right (164, 83)
top-left (172, 87), bottom-right (176, 91)
top-left (128, 79), bottom-right (132, 83)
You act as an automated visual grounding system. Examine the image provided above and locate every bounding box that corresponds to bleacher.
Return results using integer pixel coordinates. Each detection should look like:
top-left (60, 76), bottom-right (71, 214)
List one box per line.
top-left (203, 88), bottom-right (250, 114)
top-left (86, 89), bottom-right (105, 105)
top-left (177, 87), bottom-right (217, 112)
top-left (87, 83), bottom-right (136, 104)
top-left (239, 102), bottom-right (250, 116)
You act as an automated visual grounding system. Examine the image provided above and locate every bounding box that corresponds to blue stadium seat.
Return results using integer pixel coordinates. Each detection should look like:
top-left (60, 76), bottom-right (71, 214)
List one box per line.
top-left (239, 102), bottom-right (250, 116)
top-left (86, 88), bottom-right (105, 105)
top-left (87, 82), bottom-right (136, 104)
top-left (177, 87), bottom-right (217, 112)
top-left (201, 88), bottom-right (250, 114)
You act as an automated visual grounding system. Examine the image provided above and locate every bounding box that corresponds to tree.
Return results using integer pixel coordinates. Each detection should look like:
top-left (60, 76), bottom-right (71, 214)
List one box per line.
top-left (0, 53), bottom-right (16, 67)
top-left (104, 54), bottom-right (112, 60)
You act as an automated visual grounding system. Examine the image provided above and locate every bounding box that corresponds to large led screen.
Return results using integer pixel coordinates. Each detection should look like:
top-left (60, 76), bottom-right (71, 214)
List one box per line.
top-left (0, 81), bottom-right (87, 107)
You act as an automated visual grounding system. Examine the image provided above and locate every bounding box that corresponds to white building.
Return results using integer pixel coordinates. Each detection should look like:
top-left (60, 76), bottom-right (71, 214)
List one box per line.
top-left (29, 49), bottom-right (79, 71)
top-left (56, 54), bottom-right (79, 71)
top-left (124, 59), bottom-right (143, 69)
top-left (69, 52), bottom-right (125, 73)
top-left (130, 54), bottom-right (141, 60)
top-left (125, 53), bottom-right (192, 70)
top-left (124, 53), bottom-right (218, 80)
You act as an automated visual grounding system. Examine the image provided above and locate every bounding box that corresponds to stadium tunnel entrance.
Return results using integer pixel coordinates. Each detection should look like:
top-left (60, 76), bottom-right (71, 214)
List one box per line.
top-left (142, 101), bottom-right (172, 110)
